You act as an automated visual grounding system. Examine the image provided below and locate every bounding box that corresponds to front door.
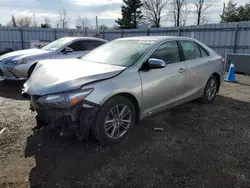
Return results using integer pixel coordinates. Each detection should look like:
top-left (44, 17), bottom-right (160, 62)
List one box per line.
top-left (139, 41), bottom-right (187, 116)
top-left (56, 40), bottom-right (90, 59)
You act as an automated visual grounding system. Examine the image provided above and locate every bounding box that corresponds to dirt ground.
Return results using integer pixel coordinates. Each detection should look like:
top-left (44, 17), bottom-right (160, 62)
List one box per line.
top-left (0, 75), bottom-right (250, 188)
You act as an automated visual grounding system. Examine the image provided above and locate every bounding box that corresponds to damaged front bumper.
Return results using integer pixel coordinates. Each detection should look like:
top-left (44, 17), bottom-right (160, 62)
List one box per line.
top-left (29, 96), bottom-right (99, 140)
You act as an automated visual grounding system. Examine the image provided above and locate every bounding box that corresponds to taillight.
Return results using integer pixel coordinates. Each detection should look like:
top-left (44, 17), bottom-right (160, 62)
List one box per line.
top-left (221, 58), bottom-right (225, 64)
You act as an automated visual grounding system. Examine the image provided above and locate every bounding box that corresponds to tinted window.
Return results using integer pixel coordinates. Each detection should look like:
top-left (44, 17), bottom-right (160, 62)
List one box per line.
top-left (150, 41), bottom-right (180, 64)
top-left (42, 38), bottom-right (73, 51)
top-left (200, 46), bottom-right (209, 57)
top-left (88, 40), bottom-right (105, 50)
top-left (68, 41), bottom-right (86, 51)
top-left (180, 41), bottom-right (201, 60)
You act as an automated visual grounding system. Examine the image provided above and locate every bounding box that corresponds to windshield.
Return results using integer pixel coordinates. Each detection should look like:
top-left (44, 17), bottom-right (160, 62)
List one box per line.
top-left (41, 38), bottom-right (73, 51)
top-left (81, 40), bottom-right (154, 67)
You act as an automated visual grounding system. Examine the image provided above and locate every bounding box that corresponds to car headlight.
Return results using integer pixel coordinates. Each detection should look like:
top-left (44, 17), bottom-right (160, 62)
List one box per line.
top-left (5, 58), bottom-right (31, 65)
top-left (37, 88), bottom-right (93, 108)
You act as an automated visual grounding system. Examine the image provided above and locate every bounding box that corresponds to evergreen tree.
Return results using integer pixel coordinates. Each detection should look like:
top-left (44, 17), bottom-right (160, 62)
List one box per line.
top-left (116, 0), bottom-right (143, 29)
top-left (221, 1), bottom-right (250, 22)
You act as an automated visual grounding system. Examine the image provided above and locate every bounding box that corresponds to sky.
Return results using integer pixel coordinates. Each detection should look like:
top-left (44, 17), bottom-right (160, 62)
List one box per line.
top-left (0, 0), bottom-right (248, 29)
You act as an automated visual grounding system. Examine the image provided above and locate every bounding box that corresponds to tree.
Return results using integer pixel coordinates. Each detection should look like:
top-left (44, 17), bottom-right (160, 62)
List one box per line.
top-left (99, 25), bottom-right (109, 30)
top-left (192, 0), bottom-right (214, 25)
top-left (8, 15), bottom-right (17, 27)
top-left (221, 2), bottom-right (250, 22)
top-left (75, 16), bottom-right (89, 29)
top-left (11, 15), bottom-right (17, 27)
top-left (171, 0), bottom-right (188, 26)
top-left (116, 0), bottom-right (144, 29)
top-left (237, 3), bottom-right (250, 21)
top-left (32, 11), bottom-right (37, 27)
top-left (41, 17), bottom-right (51, 28)
top-left (59, 9), bottom-right (68, 28)
top-left (143, 0), bottom-right (168, 28)
top-left (220, 0), bottom-right (238, 22)
top-left (16, 16), bottom-right (32, 27)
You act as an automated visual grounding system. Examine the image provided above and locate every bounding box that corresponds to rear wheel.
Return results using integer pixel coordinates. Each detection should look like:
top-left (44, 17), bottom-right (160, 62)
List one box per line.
top-left (200, 75), bottom-right (218, 103)
top-left (92, 96), bottom-right (136, 144)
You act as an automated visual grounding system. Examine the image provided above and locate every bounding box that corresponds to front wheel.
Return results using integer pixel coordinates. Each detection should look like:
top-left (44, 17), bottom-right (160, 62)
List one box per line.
top-left (92, 96), bottom-right (136, 144)
top-left (200, 75), bottom-right (218, 103)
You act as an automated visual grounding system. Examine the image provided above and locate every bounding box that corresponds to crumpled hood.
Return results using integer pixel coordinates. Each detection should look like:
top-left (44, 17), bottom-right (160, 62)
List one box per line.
top-left (0, 48), bottom-right (50, 63)
top-left (24, 59), bottom-right (126, 96)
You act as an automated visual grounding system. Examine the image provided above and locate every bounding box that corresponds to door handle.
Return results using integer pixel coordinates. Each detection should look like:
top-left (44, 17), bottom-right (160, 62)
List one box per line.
top-left (178, 68), bottom-right (186, 73)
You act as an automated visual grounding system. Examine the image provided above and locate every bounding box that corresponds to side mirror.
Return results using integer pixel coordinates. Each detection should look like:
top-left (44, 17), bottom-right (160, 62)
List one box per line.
top-left (63, 47), bottom-right (73, 54)
top-left (147, 58), bottom-right (166, 69)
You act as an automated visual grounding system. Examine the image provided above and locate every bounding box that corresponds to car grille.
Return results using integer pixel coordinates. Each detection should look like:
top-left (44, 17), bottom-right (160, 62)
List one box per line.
top-left (0, 68), bottom-right (4, 77)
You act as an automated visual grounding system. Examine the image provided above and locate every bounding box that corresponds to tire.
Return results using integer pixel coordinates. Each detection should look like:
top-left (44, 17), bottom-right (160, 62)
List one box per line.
top-left (92, 96), bottom-right (136, 144)
top-left (200, 75), bottom-right (218, 103)
top-left (28, 63), bottom-right (37, 78)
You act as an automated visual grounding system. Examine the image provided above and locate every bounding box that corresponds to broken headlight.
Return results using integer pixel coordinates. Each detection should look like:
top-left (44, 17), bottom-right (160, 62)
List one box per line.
top-left (37, 88), bottom-right (93, 108)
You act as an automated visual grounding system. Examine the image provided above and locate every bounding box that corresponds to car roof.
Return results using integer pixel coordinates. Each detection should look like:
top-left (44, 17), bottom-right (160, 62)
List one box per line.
top-left (116, 36), bottom-right (194, 42)
top-left (59, 37), bottom-right (108, 42)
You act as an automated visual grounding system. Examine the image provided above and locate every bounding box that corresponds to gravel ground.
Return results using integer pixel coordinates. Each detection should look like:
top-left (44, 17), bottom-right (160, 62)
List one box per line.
top-left (0, 75), bottom-right (250, 188)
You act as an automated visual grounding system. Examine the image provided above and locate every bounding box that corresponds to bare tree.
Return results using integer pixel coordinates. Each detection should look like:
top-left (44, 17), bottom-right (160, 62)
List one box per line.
top-left (17, 16), bottom-right (32, 27)
top-left (99, 25), bottom-right (109, 30)
top-left (32, 11), bottom-right (37, 27)
top-left (171, 0), bottom-right (188, 26)
top-left (143, 0), bottom-right (168, 28)
top-left (192, 0), bottom-right (214, 25)
top-left (41, 17), bottom-right (52, 28)
top-left (58, 9), bottom-right (68, 28)
top-left (44, 17), bottom-right (51, 25)
top-left (10, 15), bottom-right (17, 27)
top-left (75, 16), bottom-right (89, 29)
top-left (180, 2), bottom-right (189, 26)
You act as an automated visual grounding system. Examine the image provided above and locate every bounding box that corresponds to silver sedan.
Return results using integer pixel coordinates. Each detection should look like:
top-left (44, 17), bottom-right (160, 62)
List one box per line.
top-left (23, 36), bottom-right (225, 144)
top-left (0, 37), bottom-right (107, 80)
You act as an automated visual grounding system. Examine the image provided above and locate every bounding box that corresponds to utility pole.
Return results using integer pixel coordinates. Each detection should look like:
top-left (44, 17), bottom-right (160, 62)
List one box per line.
top-left (96, 16), bottom-right (99, 37)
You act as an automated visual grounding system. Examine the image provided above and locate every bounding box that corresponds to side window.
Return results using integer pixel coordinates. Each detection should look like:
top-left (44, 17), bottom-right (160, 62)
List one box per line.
top-left (199, 46), bottom-right (209, 57)
top-left (150, 41), bottom-right (180, 64)
top-left (180, 41), bottom-right (201, 60)
top-left (88, 40), bottom-right (105, 50)
top-left (68, 41), bottom-right (86, 51)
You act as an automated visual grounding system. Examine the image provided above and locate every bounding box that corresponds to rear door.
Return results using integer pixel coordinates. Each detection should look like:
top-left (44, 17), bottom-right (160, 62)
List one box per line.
top-left (179, 40), bottom-right (211, 99)
top-left (139, 40), bottom-right (187, 116)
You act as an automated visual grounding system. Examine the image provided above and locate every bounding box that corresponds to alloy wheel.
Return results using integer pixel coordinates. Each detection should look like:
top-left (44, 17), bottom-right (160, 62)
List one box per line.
top-left (104, 104), bottom-right (132, 139)
top-left (206, 79), bottom-right (217, 100)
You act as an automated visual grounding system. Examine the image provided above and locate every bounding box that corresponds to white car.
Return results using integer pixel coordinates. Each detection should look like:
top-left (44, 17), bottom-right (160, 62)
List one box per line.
top-left (0, 37), bottom-right (108, 80)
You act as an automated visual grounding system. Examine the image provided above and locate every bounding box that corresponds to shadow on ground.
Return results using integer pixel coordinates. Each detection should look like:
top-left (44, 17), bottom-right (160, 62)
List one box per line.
top-left (25, 95), bottom-right (250, 188)
top-left (0, 80), bottom-right (25, 100)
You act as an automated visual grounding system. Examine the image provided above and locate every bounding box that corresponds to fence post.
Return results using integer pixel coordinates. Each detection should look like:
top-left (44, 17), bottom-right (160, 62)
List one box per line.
top-left (54, 29), bottom-right (57, 40)
top-left (121, 29), bottom-right (124, 38)
top-left (147, 29), bottom-right (150, 36)
top-left (84, 28), bottom-right (87, 37)
top-left (178, 27), bottom-right (181, 36)
top-left (233, 24), bottom-right (239, 53)
top-left (102, 29), bottom-right (105, 39)
top-left (20, 28), bottom-right (24, 49)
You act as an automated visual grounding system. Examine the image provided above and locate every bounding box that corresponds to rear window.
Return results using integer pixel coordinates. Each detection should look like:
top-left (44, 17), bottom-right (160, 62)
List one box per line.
top-left (199, 46), bottom-right (210, 57)
top-left (180, 40), bottom-right (201, 60)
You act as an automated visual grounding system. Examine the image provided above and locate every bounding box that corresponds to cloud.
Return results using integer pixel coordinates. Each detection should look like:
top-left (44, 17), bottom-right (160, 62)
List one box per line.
top-left (0, 0), bottom-right (248, 28)
top-left (0, 0), bottom-right (122, 27)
